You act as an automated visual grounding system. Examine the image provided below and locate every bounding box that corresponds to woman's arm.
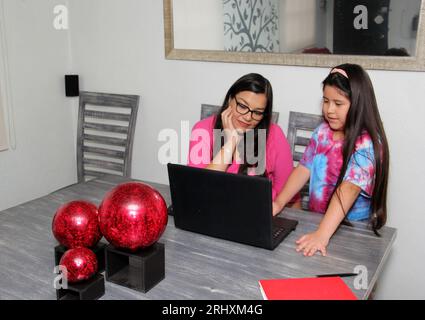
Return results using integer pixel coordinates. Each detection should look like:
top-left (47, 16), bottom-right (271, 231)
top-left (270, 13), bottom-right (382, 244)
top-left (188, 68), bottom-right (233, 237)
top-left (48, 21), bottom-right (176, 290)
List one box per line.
top-left (206, 140), bottom-right (237, 171)
top-left (272, 164), bottom-right (310, 216)
top-left (296, 181), bottom-right (361, 256)
top-left (206, 107), bottom-right (240, 172)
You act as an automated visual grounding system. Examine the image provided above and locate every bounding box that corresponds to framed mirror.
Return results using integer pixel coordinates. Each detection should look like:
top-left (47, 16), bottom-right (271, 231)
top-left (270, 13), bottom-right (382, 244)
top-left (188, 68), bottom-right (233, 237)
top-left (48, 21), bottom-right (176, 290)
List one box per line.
top-left (164, 0), bottom-right (425, 71)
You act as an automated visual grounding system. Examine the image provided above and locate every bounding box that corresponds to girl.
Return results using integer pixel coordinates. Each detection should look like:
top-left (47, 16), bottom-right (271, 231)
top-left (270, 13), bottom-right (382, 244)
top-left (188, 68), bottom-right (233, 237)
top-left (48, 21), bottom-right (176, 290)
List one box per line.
top-left (188, 73), bottom-right (295, 201)
top-left (273, 64), bottom-right (389, 256)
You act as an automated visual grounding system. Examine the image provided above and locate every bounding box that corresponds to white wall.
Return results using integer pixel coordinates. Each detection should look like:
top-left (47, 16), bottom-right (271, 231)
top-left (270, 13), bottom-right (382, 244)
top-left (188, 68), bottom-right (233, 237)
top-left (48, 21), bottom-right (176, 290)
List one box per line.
top-left (0, 0), bottom-right (424, 299)
top-left (0, 2), bottom-right (9, 152)
top-left (0, 94), bottom-right (7, 151)
top-left (0, 0), bottom-right (76, 211)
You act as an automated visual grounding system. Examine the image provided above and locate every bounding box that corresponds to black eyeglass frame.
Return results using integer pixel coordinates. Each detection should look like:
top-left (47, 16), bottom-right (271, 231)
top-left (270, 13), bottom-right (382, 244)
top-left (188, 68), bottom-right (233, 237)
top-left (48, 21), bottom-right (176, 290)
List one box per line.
top-left (234, 96), bottom-right (267, 121)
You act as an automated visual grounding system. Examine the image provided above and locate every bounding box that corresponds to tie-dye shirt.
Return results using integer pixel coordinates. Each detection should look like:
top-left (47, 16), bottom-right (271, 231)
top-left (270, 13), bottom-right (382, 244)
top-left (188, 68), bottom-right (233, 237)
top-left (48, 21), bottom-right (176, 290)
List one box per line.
top-left (300, 122), bottom-right (375, 221)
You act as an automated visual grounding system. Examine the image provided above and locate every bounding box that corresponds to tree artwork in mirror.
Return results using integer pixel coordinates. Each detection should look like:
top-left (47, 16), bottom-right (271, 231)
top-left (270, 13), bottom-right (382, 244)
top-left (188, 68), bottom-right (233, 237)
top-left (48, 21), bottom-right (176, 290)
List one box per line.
top-left (223, 0), bottom-right (280, 53)
top-left (164, 0), bottom-right (425, 71)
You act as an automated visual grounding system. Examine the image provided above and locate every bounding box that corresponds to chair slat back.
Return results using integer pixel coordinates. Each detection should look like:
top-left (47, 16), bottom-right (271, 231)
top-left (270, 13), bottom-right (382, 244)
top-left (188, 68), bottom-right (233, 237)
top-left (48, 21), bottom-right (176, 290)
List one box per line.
top-left (77, 91), bottom-right (139, 182)
top-left (287, 111), bottom-right (323, 210)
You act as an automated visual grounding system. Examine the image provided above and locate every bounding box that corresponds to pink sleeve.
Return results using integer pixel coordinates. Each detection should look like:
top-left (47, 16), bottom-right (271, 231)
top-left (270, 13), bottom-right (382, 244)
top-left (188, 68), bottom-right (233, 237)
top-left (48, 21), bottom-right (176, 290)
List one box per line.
top-left (266, 124), bottom-right (295, 201)
top-left (187, 117), bottom-right (214, 168)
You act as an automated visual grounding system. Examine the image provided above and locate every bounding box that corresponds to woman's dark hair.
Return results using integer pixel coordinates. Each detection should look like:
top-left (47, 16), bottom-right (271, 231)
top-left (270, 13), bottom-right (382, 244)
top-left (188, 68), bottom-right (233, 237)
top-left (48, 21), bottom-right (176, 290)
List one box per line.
top-left (213, 73), bottom-right (273, 175)
top-left (322, 64), bottom-right (390, 235)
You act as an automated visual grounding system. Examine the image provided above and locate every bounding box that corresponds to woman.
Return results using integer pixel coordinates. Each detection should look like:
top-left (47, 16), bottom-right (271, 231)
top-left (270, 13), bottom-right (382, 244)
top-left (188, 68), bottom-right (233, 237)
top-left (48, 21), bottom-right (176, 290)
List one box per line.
top-left (188, 73), bottom-right (295, 201)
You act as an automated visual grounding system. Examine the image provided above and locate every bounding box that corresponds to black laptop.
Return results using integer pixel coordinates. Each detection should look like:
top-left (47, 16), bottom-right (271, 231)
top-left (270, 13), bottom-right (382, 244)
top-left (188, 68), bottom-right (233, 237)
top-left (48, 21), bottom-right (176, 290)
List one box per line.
top-left (167, 163), bottom-right (298, 250)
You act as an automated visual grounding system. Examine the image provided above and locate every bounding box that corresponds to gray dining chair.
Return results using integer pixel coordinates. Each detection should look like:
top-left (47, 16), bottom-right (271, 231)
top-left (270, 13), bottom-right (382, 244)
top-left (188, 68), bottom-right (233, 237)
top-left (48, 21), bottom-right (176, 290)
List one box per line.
top-left (201, 104), bottom-right (280, 123)
top-left (287, 111), bottom-right (324, 210)
top-left (77, 91), bottom-right (140, 182)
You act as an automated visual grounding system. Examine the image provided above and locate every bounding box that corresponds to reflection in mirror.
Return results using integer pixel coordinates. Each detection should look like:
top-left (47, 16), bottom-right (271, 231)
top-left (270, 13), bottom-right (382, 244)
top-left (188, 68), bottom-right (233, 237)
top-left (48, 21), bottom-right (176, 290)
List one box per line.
top-left (172, 0), bottom-right (421, 57)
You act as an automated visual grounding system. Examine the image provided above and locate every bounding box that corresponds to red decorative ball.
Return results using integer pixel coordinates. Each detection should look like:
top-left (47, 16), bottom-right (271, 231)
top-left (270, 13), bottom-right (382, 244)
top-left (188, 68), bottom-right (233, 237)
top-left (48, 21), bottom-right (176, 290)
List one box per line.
top-left (98, 182), bottom-right (168, 251)
top-left (52, 200), bottom-right (102, 248)
top-left (59, 247), bottom-right (98, 283)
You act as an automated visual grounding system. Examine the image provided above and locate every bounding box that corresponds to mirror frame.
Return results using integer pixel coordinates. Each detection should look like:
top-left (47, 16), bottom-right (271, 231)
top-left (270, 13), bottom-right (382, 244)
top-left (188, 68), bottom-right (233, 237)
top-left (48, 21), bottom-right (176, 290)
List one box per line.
top-left (164, 0), bottom-right (425, 71)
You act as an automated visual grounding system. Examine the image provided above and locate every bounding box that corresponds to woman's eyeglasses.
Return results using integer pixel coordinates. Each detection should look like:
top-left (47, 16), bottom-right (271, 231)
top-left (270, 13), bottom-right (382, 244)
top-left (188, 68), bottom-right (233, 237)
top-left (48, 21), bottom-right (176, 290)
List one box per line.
top-left (234, 97), bottom-right (266, 121)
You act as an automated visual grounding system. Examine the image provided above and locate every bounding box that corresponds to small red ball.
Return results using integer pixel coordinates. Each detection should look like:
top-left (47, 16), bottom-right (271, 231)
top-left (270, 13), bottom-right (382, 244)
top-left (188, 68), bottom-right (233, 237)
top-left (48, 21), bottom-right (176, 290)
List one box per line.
top-left (52, 200), bottom-right (102, 248)
top-left (59, 247), bottom-right (98, 283)
top-left (99, 182), bottom-right (168, 251)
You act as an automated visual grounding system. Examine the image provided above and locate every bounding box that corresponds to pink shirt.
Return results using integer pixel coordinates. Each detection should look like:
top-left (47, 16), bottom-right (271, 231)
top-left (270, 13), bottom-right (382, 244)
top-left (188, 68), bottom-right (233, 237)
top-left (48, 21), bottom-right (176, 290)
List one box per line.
top-left (187, 116), bottom-right (294, 200)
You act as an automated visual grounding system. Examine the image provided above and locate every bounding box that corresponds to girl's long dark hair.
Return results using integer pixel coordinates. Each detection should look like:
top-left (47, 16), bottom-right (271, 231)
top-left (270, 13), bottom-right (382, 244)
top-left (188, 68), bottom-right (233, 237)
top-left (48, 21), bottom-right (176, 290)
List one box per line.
top-left (214, 73), bottom-right (273, 175)
top-left (323, 64), bottom-right (389, 235)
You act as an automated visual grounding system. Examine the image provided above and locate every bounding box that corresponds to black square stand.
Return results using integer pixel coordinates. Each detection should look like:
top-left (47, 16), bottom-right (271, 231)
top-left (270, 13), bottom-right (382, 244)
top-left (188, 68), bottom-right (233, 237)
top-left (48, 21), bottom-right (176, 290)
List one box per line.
top-left (54, 242), bottom-right (107, 273)
top-left (105, 242), bottom-right (165, 293)
top-left (56, 273), bottom-right (105, 300)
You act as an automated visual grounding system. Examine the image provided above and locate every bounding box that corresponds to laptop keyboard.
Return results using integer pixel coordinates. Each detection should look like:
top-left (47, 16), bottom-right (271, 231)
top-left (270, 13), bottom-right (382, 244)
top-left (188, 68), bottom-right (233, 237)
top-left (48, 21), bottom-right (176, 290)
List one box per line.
top-left (272, 226), bottom-right (285, 239)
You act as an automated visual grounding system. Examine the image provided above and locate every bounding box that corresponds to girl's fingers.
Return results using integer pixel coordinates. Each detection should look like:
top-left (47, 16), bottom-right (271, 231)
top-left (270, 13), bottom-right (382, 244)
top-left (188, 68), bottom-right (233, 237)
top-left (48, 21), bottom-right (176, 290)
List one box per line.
top-left (296, 235), bottom-right (307, 245)
top-left (296, 239), bottom-right (309, 252)
top-left (296, 233), bottom-right (329, 257)
top-left (307, 247), bottom-right (317, 257)
top-left (319, 246), bottom-right (327, 257)
top-left (296, 242), bottom-right (304, 252)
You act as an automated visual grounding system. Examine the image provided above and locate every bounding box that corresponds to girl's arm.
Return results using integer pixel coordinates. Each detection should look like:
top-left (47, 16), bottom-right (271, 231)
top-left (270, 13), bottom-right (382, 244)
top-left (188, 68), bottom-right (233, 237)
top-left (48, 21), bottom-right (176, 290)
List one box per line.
top-left (290, 201), bottom-right (302, 209)
top-left (268, 125), bottom-right (296, 202)
top-left (296, 181), bottom-right (361, 257)
top-left (272, 164), bottom-right (310, 216)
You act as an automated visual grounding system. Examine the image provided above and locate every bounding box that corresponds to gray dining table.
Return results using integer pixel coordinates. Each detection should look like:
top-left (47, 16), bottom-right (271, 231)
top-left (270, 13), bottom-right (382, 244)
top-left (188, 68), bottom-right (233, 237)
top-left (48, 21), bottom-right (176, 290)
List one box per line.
top-left (0, 174), bottom-right (396, 300)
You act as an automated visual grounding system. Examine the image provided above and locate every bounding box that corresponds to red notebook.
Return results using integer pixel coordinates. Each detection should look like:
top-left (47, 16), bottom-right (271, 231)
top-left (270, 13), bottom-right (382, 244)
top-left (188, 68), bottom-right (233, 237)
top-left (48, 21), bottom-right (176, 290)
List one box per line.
top-left (258, 277), bottom-right (358, 300)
